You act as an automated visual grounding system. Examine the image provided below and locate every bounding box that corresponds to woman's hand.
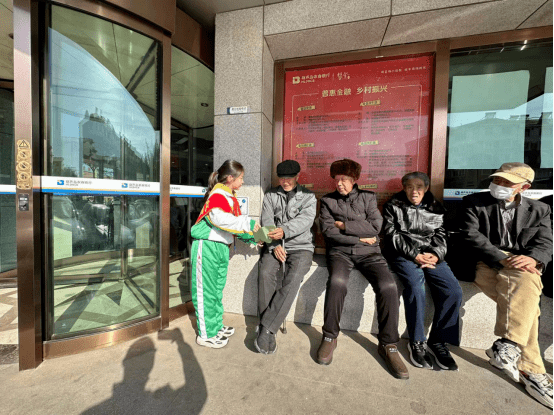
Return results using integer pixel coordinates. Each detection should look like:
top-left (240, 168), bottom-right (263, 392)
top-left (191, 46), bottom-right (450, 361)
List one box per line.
top-left (253, 223), bottom-right (261, 232)
top-left (334, 221), bottom-right (346, 230)
top-left (360, 237), bottom-right (377, 245)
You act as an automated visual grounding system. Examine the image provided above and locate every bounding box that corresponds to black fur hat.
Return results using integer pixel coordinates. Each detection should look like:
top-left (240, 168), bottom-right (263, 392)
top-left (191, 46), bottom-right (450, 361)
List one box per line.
top-left (330, 159), bottom-right (361, 180)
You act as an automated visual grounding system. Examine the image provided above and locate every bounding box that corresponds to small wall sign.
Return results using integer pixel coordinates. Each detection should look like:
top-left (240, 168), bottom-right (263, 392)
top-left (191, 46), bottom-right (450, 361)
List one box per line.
top-left (227, 106), bottom-right (249, 115)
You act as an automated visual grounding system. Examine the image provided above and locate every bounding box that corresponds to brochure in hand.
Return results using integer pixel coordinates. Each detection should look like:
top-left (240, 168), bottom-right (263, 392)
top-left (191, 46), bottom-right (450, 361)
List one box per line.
top-left (253, 225), bottom-right (276, 244)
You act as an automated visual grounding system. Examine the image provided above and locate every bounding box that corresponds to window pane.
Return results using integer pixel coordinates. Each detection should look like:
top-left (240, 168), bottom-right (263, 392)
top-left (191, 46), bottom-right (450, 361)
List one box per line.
top-left (48, 6), bottom-right (160, 181)
top-left (51, 194), bottom-right (159, 336)
top-left (169, 47), bottom-right (214, 308)
top-left (445, 40), bottom-right (553, 197)
top-left (0, 89), bottom-right (14, 185)
top-left (47, 6), bottom-right (161, 338)
top-left (0, 89), bottom-right (16, 274)
top-left (0, 194), bottom-right (16, 274)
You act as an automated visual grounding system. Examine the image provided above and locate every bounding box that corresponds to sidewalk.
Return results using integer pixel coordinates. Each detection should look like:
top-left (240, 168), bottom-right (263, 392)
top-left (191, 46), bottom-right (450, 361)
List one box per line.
top-left (0, 311), bottom-right (552, 415)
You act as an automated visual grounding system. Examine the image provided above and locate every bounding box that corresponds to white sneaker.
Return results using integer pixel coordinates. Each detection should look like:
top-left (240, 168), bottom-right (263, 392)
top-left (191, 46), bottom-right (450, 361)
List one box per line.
top-left (218, 326), bottom-right (235, 337)
top-left (196, 333), bottom-right (228, 349)
top-left (485, 339), bottom-right (521, 382)
top-left (519, 371), bottom-right (553, 409)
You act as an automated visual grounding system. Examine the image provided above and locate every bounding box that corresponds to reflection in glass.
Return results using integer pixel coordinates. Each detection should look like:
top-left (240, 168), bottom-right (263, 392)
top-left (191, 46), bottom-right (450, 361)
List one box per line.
top-left (48, 6), bottom-right (159, 181)
top-left (51, 195), bottom-right (159, 335)
top-left (446, 40), bottom-right (553, 191)
top-left (47, 6), bottom-right (161, 337)
top-left (0, 195), bottom-right (16, 274)
top-left (170, 46), bottom-right (214, 187)
top-left (0, 89), bottom-right (14, 185)
top-left (0, 89), bottom-right (16, 274)
top-left (169, 196), bottom-right (191, 308)
top-left (169, 47), bottom-right (214, 308)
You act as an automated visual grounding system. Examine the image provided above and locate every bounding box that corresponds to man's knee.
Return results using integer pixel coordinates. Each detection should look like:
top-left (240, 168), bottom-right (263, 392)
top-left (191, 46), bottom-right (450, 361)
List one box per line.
top-left (451, 282), bottom-right (463, 305)
top-left (502, 268), bottom-right (543, 292)
top-left (328, 272), bottom-right (349, 296)
top-left (375, 277), bottom-right (399, 300)
top-left (402, 277), bottom-right (426, 300)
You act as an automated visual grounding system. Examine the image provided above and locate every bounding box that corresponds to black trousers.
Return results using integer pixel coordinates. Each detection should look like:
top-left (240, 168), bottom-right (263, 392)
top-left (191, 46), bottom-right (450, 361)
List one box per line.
top-left (322, 249), bottom-right (400, 344)
top-left (258, 249), bottom-right (313, 334)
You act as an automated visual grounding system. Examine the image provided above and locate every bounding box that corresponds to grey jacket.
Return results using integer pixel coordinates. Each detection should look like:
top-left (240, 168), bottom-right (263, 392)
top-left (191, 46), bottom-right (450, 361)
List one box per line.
top-left (261, 185), bottom-right (316, 252)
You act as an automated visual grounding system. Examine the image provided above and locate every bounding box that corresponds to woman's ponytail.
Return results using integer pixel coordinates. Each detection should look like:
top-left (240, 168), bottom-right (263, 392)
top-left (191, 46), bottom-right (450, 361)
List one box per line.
top-left (202, 160), bottom-right (244, 204)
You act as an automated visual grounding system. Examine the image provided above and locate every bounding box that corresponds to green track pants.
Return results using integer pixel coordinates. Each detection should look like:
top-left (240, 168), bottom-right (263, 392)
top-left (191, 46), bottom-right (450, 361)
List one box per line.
top-left (191, 239), bottom-right (229, 339)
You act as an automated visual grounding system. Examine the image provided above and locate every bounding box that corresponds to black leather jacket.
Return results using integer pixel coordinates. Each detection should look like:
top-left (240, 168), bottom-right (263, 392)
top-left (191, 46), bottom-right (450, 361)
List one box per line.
top-left (382, 191), bottom-right (448, 261)
top-left (320, 185), bottom-right (382, 255)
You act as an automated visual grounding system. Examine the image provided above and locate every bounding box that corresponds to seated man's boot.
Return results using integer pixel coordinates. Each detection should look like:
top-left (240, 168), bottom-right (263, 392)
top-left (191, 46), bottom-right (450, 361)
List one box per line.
top-left (378, 342), bottom-right (409, 379)
top-left (317, 336), bottom-right (337, 365)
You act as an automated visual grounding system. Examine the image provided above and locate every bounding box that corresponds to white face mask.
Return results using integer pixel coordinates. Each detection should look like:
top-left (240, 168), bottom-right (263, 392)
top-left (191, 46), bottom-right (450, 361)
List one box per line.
top-left (489, 182), bottom-right (515, 200)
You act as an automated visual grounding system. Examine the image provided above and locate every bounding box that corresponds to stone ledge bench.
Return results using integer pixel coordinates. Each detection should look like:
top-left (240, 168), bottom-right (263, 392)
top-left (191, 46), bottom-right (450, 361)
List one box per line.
top-left (224, 249), bottom-right (553, 360)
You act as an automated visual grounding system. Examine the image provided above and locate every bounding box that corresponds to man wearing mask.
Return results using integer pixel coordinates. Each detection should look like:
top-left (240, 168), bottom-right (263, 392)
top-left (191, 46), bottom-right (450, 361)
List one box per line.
top-left (459, 162), bottom-right (552, 409)
top-left (255, 160), bottom-right (316, 354)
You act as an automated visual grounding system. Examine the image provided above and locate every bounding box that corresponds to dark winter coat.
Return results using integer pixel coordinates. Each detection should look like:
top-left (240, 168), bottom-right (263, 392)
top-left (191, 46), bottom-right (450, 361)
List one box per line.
top-left (319, 185), bottom-right (382, 255)
top-left (459, 191), bottom-right (552, 268)
top-left (382, 190), bottom-right (448, 262)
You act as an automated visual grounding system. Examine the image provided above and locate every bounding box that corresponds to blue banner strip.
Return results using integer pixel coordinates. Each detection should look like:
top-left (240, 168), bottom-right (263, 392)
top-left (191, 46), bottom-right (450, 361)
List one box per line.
top-left (42, 188), bottom-right (205, 197)
top-left (42, 189), bottom-right (159, 196)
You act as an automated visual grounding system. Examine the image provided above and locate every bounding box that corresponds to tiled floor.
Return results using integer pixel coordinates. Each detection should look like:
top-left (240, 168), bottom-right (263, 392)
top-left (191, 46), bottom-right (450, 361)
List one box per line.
top-left (0, 287), bottom-right (18, 345)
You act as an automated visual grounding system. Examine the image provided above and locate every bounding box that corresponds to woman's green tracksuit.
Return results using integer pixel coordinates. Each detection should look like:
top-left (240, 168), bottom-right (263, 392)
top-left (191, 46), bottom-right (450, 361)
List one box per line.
top-left (190, 184), bottom-right (256, 339)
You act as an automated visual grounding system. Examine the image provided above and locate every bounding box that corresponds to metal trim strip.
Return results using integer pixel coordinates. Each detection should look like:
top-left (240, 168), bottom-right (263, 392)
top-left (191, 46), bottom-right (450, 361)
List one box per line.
top-left (44, 317), bottom-right (162, 358)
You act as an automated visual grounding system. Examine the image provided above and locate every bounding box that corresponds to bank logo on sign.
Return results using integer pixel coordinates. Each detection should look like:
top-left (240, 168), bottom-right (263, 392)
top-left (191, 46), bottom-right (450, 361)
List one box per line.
top-left (292, 76), bottom-right (300, 84)
top-left (122, 183), bottom-right (128, 188)
top-left (455, 191), bottom-right (460, 195)
top-left (57, 180), bottom-right (64, 186)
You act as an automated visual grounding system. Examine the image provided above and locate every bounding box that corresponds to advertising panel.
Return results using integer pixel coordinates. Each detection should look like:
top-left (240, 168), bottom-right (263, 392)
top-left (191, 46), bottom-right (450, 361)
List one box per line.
top-left (284, 55), bottom-right (434, 208)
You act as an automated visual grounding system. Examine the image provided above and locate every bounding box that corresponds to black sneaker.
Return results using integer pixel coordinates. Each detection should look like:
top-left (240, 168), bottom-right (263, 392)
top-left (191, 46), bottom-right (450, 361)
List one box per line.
top-left (408, 341), bottom-right (433, 369)
top-left (254, 325), bottom-right (276, 354)
top-left (428, 342), bottom-right (458, 371)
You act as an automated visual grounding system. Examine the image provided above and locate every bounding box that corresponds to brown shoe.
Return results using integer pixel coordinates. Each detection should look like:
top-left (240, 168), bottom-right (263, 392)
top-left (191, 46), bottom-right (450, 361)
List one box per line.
top-left (378, 343), bottom-right (409, 380)
top-left (317, 336), bottom-right (337, 365)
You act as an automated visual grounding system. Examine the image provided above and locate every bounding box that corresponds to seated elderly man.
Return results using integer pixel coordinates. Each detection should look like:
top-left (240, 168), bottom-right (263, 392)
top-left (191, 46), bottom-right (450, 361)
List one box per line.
top-left (459, 162), bottom-right (552, 409)
top-left (317, 159), bottom-right (409, 380)
top-left (255, 160), bottom-right (316, 354)
top-left (383, 171), bottom-right (462, 371)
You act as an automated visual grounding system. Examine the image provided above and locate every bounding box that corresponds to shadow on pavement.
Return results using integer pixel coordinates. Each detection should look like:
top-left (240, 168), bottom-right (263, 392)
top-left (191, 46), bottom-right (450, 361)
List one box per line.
top-left (295, 322), bottom-right (323, 363)
top-left (243, 315), bottom-right (260, 353)
top-left (81, 328), bottom-right (207, 415)
top-left (343, 330), bottom-right (391, 374)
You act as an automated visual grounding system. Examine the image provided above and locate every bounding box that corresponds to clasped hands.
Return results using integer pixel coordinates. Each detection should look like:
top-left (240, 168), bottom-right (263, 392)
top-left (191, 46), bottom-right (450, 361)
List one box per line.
top-left (334, 221), bottom-right (376, 245)
top-left (415, 253), bottom-right (438, 269)
top-left (499, 255), bottom-right (541, 275)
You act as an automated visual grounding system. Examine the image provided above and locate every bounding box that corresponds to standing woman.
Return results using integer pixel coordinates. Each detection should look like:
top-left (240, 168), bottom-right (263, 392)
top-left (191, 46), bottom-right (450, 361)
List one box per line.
top-left (191, 160), bottom-right (260, 348)
top-left (382, 172), bottom-right (462, 370)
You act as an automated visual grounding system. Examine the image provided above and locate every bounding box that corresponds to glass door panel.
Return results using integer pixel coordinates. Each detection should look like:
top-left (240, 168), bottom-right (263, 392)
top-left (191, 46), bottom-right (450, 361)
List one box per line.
top-left (46, 5), bottom-right (160, 338)
top-left (0, 88), bottom-right (16, 274)
top-left (168, 46), bottom-right (214, 308)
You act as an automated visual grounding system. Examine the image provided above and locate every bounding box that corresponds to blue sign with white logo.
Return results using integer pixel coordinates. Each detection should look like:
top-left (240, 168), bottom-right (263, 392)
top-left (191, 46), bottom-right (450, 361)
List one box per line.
top-left (122, 183), bottom-right (128, 188)
top-left (57, 180), bottom-right (64, 185)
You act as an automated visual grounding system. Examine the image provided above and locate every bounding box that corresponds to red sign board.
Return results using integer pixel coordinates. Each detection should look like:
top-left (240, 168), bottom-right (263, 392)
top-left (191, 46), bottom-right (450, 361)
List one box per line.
top-left (284, 55), bottom-right (434, 207)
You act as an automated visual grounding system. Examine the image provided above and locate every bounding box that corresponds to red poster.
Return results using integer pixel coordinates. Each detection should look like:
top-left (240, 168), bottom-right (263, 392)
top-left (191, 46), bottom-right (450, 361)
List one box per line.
top-left (284, 55), bottom-right (434, 207)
